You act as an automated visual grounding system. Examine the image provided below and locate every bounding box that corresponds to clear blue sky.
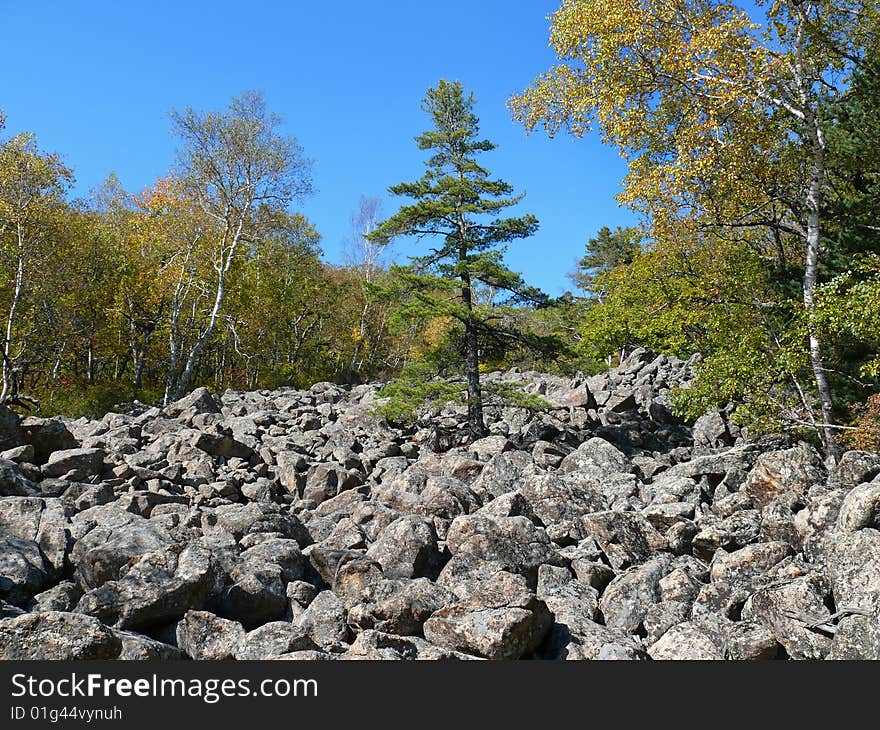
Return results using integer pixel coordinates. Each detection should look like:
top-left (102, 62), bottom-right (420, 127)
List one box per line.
top-left (0, 0), bottom-right (636, 295)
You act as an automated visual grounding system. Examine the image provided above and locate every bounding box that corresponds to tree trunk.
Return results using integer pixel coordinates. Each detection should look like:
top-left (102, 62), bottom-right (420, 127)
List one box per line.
top-left (460, 263), bottom-right (485, 437)
top-left (1, 225), bottom-right (25, 402)
top-left (803, 138), bottom-right (839, 461)
top-left (174, 264), bottom-right (227, 400)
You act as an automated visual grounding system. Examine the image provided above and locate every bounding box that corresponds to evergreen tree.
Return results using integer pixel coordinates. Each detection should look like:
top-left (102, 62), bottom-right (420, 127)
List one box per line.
top-left (371, 80), bottom-right (542, 436)
top-left (572, 225), bottom-right (642, 300)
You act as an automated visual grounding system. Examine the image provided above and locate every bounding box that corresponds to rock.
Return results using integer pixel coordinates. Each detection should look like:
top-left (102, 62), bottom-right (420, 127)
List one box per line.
top-left (643, 600), bottom-right (692, 644)
top-left (20, 416), bottom-right (78, 464)
top-left (600, 554), bottom-right (673, 633)
top-left (724, 621), bottom-right (779, 660)
top-left (691, 511), bottom-right (762, 561)
top-left (205, 502), bottom-right (310, 546)
top-left (302, 462), bottom-right (362, 506)
top-left (0, 404), bottom-right (26, 451)
top-left (692, 410), bottom-right (732, 448)
top-left (824, 528), bottom-right (880, 658)
top-left (0, 536), bottom-right (51, 605)
top-left (741, 574), bottom-right (832, 659)
top-left (536, 570), bottom-right (614, 659)
top-left (342, 630), bottom-right (476, 660)
top-left (164, 387), bottom-right (221, 418)
top-left (423, 570), bottom-right (552, 660)
top-left (176, 610), bottom-right (246, 660)
top-left (42, 447), bottom-right (105, 479)
top-left (520, 474), bottom-right (606, 544)
top-left (743, 443), bottom-right (825, 509)
top-left (0, 496), bottom-right (70, 576)
top-left (446, 514), bottom-right (564, 585)
top-left (648, 620), bottom-right (724, 660)
top-left (832, 451), bottom-right (880, 488)
top-left (558, 437), bottom-right (628, 480)
top-left (216, 543), bottom-right (302, 627)
top-left (348, 578), bottom-right (452, 637)
top-left (825, 528), bottom-right (880, 609)
top-left (190, 431), bottom-right (254, 461)
top-left (298, 590), bottom-right (349, 648)
top-left (0, 611), bottom-right (122, 659)
top-left (0, 461), bottom-right (38, 496)
top-left (115, 631), bottom-right (184, 660)
top-left (837, 482), bottom-right (880, 532)
top-left (76, 544), bottom-right (214, 630)
top-left (582, 511), bottom-right (667, 569)
top-left (71, 507), bottom-right (176, 589)
top-left (29, 580), bottom-right (83, 612)
top-left (235, 621), bottom-right (317, 660)
top-left (709, 542), bottom-right (792, 586)
top-left (366, 516), bottom-right (444, 579)
top-left (658, 568), bottom-right (703, 605)
top-left (471, 450), bottom-right (536, 502)
top-left (1, 444), bottom-right (34, 463)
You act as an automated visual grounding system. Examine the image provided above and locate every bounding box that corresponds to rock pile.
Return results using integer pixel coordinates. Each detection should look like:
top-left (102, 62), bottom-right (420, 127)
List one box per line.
top-left (1, 348), bottom-right (879, 660)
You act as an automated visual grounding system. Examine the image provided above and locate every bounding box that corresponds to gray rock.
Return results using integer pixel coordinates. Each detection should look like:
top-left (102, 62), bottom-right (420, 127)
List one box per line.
top-left (709, 542), bottom-right (792, 586)
top-left (0, 460), bottom-right (38, 496)
top-left (648, 620), bottom-right (725, 660)
top-left (20, 416), bottom-right (78, 464)
top-left (366, 515), bottom-right (444, 579)
top-left (0, 404), bottom-right (26, 452)
top-left (0, 611), bottom-right (122, 659)
top-left (423, 570), bottom-right (552, 660)
top-left (582, 511), bottom-right (668, 569)
top-left (558, 437), bottom-right (628, 480)
top-left (176, 610), bottom-right (246, 660)
top-left (600, 554), bottom-right (673, 633)
top-left (235, 621), bottom-right (318, 659)
top-left (692, 410), bottom-right (732, 448)
top-left (342, 630), bottom-right (477, 660)
top-left (115, 630), bottom-right (184, 660)
top-left (71, 507), bottom-right (177, 589)
top-left (76, 544), bottom-right (214, 630)
top-left (0, 536), bottom-right (51, 605)
top-left (520, 473), bottom-right (607, 544)
top-left (832, 451), bottom-right (880, 488)
top-left (348, 578), bottom-right (452, 637)
top-left (164, 387), bottom-right (221, 418)
top-left (743, 443), bottom-right (825, 509)
top-left (42, 447), bottom-right (105, 479)
top-left (297, 590), bottom-right (350, 648)
top-left (837, 482), bottom-right (880, 532)
top-left (741, 574), bottom-right (832, 659)
top-left (446, 514), bottom-right (564, 585)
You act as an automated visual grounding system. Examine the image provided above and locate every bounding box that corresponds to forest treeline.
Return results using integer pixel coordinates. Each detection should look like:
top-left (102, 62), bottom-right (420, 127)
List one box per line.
top-left (1, 0), bottom-right (878, 458)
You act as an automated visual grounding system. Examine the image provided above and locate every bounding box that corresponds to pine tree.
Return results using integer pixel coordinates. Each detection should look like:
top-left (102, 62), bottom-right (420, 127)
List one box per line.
top-left (371, 80), bottom-right (542, 436)
top-left (572, 225), bottom-right (642, 300)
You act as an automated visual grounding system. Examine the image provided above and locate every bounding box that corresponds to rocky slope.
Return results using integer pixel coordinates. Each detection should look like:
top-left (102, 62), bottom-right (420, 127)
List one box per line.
top-left (1, 348), bottom-right (879, 660)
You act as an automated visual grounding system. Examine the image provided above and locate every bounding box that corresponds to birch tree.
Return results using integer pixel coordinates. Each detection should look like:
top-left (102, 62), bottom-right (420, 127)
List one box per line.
top-left (511, 0), bottom-right (879, 459)
top-left (343, 195), bottom-right (392, 378)
top-left (167, 91), bottom-right (312, 401)
top-left (0, 133), bottom-right (71, 403)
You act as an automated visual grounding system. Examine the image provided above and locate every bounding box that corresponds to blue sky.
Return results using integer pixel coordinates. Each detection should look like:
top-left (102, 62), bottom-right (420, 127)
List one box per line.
top-left (0, 0), bottom-right (637, 295)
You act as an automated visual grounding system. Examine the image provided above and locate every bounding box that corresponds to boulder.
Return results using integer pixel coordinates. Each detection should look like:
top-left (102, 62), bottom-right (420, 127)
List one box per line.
top-left (76, 544), bottom-right (214, 630)
top-left (176, 610), bottom-right (246, 660)
top-left (423, 571), bottom-right (552, 660)
top-left (42, 447), bottom-right (105, 479)
top-left (366, 515), bottom-right (444, 579)
top-left (446, 514), bottom-right (564, 585)
top-left (0, 611), bottom-right (122, 659)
